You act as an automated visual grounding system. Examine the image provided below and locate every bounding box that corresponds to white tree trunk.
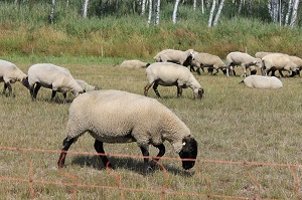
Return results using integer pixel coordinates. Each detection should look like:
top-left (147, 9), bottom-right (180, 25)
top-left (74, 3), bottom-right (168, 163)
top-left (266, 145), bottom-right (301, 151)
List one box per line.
top-left (66, 0), bottom-right (70, 8)
top-left (213, 0), bottom-right (225, 26)
top-left (201, 0), bottom-right (205, 14)
top-left (285, 0), bottom-right (293, 25)
top-left (141, 0), bottom-right (147, 15)
top-left (82, 0), bottom-right (89, 18)
top-left (155, 0), bottom-right (161, 25)
top-left (147, 0), bottom-right (153, 25)
top-left (172, 0), bottom-right (181, 24)
top-left (238, 0), bottom-right (243, 14)
top-left (208, 0), bottom-right (216, 27)
top-left (193, 0), bottom-right (197, 11)
top-left (49, 0), bottom-right (56, 24)
top-left (290, 0), bottom-right (300, 27)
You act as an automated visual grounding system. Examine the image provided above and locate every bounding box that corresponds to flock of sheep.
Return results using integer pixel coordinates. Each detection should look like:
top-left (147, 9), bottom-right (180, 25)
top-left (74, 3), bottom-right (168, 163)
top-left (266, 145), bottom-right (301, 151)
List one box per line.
top-left (1, 48), bottom-right (297, 173)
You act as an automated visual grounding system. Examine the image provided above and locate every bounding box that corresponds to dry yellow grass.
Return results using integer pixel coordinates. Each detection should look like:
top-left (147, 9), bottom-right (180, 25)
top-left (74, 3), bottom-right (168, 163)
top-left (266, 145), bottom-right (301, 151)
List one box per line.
top-left (0, 60), bottom-right (302, 199)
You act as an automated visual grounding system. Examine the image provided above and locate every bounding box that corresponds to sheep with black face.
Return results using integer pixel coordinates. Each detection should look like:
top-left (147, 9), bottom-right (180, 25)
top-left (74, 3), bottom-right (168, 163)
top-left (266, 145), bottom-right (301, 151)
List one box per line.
top-left (57, 90), bottom-right (198, 173)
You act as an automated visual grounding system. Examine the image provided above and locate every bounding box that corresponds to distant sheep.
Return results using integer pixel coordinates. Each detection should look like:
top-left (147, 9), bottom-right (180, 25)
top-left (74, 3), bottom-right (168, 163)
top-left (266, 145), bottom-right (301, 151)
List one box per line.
top-left (255, 51), bottom-right (274, 59)
top-left (153, 49), bottom-right (194, 67)
top-left (27, 63), bottom-right (84, 102)
top-left (119, 59), bottom-right (150, 69)
top-left (241, 75), bottom-right (283, 89)
top-left (144, 62), bottom-right (204, 99)
top-left (57, 90), bottom-right (198, 173)
top-left (76, 79), bottom-right (98, 92)
top-left (190, 52), bottom-right (226, 75)
top-left (262, 53), bottom-right (298, 77)
top-left (226, 51), bottom-right (262, 77)
top-left (289, 56), bottom-right (302, 77)
top-left (0, 59), bottom-right (29, 96)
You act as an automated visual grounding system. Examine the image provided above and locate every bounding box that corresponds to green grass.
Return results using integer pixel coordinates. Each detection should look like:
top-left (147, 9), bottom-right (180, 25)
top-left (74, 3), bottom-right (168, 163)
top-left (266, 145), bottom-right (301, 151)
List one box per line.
top-left (0, 57), bottom-right (302, 199)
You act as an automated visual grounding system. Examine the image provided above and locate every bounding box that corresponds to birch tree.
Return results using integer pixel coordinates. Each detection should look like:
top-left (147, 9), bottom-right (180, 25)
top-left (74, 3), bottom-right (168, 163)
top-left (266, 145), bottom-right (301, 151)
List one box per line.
top-left (147, 0), bottom-right (153, 25)
top-left (172, 0), bottom-right (181, 24)
top-left (141, 0), bottom-right (147, 15)
top-left (290, 0), bottom-right (300, 27)
top-left (82, 0), bottom-right (90, 18)
top-left (208, 0), bottom-right (225, 27)
top-left (155, 0), bottom-right (161, 25)
top-left (49, 0), bottom-right (56, 24)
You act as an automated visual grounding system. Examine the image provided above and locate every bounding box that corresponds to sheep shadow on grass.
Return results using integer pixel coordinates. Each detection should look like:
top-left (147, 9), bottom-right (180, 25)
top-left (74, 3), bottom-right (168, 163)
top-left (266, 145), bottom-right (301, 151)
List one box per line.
top-left (71, 155), bottom-right (194, 177)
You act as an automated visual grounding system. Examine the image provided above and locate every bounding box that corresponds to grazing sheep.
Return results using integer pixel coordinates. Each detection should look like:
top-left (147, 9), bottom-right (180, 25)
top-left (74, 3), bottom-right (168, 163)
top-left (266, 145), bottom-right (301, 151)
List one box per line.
top-left (289, 56), bottom-right (302, 76)
top-left (190, 52), bottom-right (226, 75)
top-left (226, 51), bottom-right (262, 77)
top-left (57, 90), bottom-right (198, 173)
top-left (241, 75), bottom-right (283, 89)
top-left (0, 59), bottom-right (29, 96)
top-left (144, 62), bottom-right (204, 99)
top-left (153, 49), bottom-right (194, 67)
top-left (27, 63), bottom-right (84, 102)
top-left (76, 79), bottom-right (98, 92)
top-left (119, 59), bottom-right (150, 69)
top-left (262, 53), bottom-right (298, 77)
top-left (255, 51), bottom-right (274, 59)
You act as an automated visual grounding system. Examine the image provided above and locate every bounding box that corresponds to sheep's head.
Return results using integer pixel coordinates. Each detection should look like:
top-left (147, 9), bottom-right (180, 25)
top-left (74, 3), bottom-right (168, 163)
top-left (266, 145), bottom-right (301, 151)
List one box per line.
top-left (21, 76), bottom-right (30, 90)
top-left (194, 88), bottom-right (204, 99)
top-left (178, 136), bottom-right (198, 170)
top-left (254, 58), bottom-right (263, 68)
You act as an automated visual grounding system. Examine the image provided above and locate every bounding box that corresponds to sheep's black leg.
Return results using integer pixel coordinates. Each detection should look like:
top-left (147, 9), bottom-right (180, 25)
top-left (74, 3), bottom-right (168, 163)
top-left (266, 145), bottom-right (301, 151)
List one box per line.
top-left (6, 83), bottom-right (12, 97)
top-left (144, 83), bottom-right (152, 96)
top-left (33, 83), bottom-right (41, 99)
top-left (2, 83), bottom-right (8, 95)
top-left (152, 82), bottom-right (161, 98)
top-left (51, 90), bottom-right (57, 100)
top-left (177, 86), bottom-right (182, 97)
top-left (140, 146), bottom-right (152, 174)
top-left (94, 139), bottom-right (112, 169)
top-left (57, 137), bottom-right (76, 168)
top-left (150, 144), bottom-right (165, 167)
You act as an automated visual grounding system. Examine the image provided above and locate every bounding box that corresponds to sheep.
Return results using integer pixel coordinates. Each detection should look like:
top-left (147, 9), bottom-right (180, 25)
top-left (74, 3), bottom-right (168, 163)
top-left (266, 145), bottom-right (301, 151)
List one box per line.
top-left (76, 79), bottom-right (98, 92)
top-left (190, 52), bottom-right (226, 75)
top-left (240, 75), bottom-right (283, 89)
top-left (255, 51), bottom-right (274, 59)
top-left (0, 59), bottom-right (29, 97)
top-left (119, 59), bottom-right (150, 69)
top-left (57, 89), bottom-right (198, 173)
top-left (225, 51), bottom-right (262, 77)
top-left (289, 56), bottom-right (302, 77)
top-left (144, 62), bottom-right (204, 99)
top-left (262, 53), bottom-right (298, 77)
top-left (27, 63), bottom-right (84, 102)
top-left (153, 49), bottom-right (194, 68)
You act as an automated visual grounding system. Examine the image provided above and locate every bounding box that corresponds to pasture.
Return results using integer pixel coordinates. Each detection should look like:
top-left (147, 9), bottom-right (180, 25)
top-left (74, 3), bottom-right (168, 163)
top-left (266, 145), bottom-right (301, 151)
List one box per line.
top-left (0, 57), bottom-right (302, 199)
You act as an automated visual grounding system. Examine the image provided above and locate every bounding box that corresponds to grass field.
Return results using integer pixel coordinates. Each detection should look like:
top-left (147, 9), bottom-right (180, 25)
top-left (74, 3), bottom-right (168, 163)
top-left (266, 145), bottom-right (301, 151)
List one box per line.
top-left (0, 57), bottom-right (302, 199)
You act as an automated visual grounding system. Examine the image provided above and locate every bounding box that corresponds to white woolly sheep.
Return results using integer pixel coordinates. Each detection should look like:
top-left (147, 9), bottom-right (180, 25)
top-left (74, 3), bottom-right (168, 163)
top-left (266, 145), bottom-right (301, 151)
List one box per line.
top-left (57, 90), bottom-right (198, 173)
top-left (262, 53), bottom-right (298, 77)
top-left (76, 79), bottom-right (98, 92)
top-left (144, 62), bottom-right (204, 99)
top-left (226, 51), bottom-right (262, 77)
top-left (119, 59), bottom-right (150, 69)
top-left (255, 51), bottom-right (274, 59)
top-left (27, 63), bottom-right (84, 102)
top-left (190, 52), bottom-right (226, 75)
top-left (153, 49), bottom-right (194, 67)
top-left (289, 55), bottom-right (302, 76)
top-left (241, 75), bottom-right (283, 89)
top-left (0, 59), bottom-right (29, 96)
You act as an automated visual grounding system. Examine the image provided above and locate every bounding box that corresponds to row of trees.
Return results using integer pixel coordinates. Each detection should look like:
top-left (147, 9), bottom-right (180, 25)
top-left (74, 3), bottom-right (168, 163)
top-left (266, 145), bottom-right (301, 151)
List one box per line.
top-left (9, 0), bottom-right (302, 27)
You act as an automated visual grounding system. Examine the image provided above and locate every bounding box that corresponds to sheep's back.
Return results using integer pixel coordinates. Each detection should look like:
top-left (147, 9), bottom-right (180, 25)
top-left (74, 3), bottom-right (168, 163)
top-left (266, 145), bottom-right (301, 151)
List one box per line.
top-left (68, 90), bottom-right (171, 141)
top-left (243, 75), bottom-right (282, 89)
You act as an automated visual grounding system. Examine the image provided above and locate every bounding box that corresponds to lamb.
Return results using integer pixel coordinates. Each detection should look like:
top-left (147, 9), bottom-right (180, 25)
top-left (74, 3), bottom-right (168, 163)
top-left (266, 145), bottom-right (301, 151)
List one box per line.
top-left (0, 59), bottom-right (29, 96)
top-left (119, 59), bottom-right (150, 69)
top-left (76, 79), bottom-right (98, 92)
top-left (190, 52), bottom-right (226, 75)
top-left (57, 90), bottom-right (198, 173)
top-left (153, 49), bottom-right (194, 67)
top-left (226, 51), bottom-right (262, 77)
top-left (144, 62), bottom-right (204, 99)
top-left (27, 63), bottom-right (84, 102)
top-left (262, 53), bottom-right (298, 77)
top-left (240, 75), bottom-right (283, 89)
